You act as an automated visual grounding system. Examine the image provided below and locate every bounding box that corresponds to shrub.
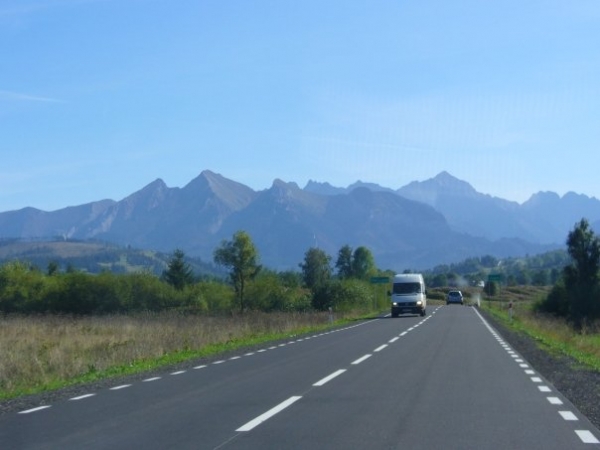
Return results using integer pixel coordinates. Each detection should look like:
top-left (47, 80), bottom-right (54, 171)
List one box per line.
top-left (536, 282), bottom-right (569, 317)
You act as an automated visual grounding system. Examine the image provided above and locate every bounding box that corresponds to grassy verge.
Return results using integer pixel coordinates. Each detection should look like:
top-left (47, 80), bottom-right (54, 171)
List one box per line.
top-left (479, 286), bottom-right (600, 372)
top-left (0, 310), bottom-right (373, 401)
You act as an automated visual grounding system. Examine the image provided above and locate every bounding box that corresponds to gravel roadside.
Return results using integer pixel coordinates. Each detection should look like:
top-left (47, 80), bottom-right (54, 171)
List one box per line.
top-left (479, 308), bottom-right (600, 430)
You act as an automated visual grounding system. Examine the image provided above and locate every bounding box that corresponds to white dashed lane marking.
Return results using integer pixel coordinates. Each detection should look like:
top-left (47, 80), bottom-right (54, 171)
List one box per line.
top-left (352, 354), bottom-right (372, 365)
top-left (236, 396), bottom-right (302, 432)
top-left (19, 406), bottom-right (51, 414)
top-left (143, 377), bottom-right (161, 382)
top-left (313, 369), bottom-right (346, 387)
top-left (559, 411), bottom-right (578, 421)
top-left (576, 430), bottom-right (600, 444)
top-left (70, 394), bottom-right (96, 401)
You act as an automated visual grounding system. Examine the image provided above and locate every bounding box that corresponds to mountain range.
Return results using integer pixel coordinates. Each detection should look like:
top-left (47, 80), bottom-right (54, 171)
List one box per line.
top-left (1, 170), bottom-right (599, 271)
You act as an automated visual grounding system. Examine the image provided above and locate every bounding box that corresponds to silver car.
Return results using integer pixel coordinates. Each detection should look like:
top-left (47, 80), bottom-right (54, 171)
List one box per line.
top-left (446, 290), bottom-right (464, 305)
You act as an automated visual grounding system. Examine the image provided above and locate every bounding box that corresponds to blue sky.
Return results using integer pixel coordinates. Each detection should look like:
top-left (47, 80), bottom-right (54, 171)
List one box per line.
top-left (1, 0), bottom-right (599, 212)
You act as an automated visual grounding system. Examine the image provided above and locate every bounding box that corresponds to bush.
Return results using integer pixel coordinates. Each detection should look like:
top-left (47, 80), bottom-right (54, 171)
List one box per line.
top-left (536, 282), bottom-right (569, 317)
top-left (310, 279), bottom-right (373, 313)
top-left (245, 272), bottom-right (311, 312)
top-left (0, 262), bottom-right (47, 313)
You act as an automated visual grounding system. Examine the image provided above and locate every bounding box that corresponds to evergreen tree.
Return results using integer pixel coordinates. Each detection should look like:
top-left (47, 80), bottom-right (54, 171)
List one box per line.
top-left (335, 245), bottom-right (353, 279)
top-left (163, 249), bottom-right (194, 290)
top-left (564, 218), bottom-right (600, 329)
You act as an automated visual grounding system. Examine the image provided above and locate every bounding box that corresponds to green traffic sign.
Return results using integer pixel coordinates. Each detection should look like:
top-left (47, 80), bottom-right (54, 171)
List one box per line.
top-left (370, 276), bottom-right (390, 284)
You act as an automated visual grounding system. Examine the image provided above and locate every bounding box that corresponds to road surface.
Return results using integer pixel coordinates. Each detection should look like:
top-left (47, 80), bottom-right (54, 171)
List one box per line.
top-left (1, 305), bottom-right (599, 449)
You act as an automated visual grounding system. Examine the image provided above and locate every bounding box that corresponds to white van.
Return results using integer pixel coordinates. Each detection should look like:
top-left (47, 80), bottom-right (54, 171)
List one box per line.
top-left (390, 273), bottom-right (427, 317)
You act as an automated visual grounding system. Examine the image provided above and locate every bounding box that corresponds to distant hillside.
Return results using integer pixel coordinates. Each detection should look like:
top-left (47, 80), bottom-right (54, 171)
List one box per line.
top-left (0, 239), bottom-right (222, 277)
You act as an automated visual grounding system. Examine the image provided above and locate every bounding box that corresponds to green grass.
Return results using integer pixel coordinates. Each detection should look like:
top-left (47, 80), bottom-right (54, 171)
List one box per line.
top-left (480, 287), bottom-right (600, 372)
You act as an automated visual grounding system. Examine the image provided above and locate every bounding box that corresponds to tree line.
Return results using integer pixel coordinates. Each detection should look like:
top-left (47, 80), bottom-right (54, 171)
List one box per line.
top-left (3, 221), bottom-right (598, 328)
top-left (0, 231), bottom-right (387, 316)
top-left (425, 250), bottom-right (569, 289)
top-left (536, 219), bottom-right (600, 331)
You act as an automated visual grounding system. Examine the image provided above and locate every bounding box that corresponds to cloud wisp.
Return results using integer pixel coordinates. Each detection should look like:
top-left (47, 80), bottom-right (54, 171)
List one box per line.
top-left (0, 90), bottom-right (65, 103)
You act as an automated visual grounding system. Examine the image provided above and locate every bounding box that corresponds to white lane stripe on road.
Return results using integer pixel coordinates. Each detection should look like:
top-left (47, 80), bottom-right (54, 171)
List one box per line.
top-left (559, 411), bottom-right (578, 421)
top-left (352, 354), bottom-right (372, 365)
top-left (236, 396), bottom-right (302, 432)
top-left (374, 344), bottom-right (388, 352)
top-left (143, 377), bottom-right (162, 382)
top-left (171, 370), bottom-right (186, 375)
top-left (313, 369), bottom-right (346, 387)
top-left (575, 430), bottom-right (600, 444)
top-left (69, 394), bottom-right (96, 401)
top-left (19, 406), bottom-right (51, 414)
top-left (547, 397), bottom-right (563, 405)
top-left (110, 385), bottom-right (131, 391)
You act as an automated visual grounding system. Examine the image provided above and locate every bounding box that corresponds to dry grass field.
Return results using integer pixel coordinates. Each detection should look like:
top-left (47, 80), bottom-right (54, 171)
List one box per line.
top-left (0, 311), bottom-right (334, 399)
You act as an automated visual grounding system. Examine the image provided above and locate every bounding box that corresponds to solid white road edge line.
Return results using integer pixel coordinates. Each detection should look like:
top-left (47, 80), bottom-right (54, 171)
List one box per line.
top-left (313, 369), bottom-right (347, 387)
top-left (236, 396), bottom-right (303, 432)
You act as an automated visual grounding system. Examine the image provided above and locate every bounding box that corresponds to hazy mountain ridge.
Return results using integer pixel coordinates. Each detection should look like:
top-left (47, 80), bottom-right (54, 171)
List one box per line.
top-left (2, 170), bottom-right (598, 270)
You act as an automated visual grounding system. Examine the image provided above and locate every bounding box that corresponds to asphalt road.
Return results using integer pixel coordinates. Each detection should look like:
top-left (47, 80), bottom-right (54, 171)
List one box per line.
top-left (1, 306), bottom-right (599, 449)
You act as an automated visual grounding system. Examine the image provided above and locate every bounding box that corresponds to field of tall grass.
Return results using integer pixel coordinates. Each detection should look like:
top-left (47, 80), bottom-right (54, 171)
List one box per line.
top-left (0, 311), bottom-right (342, 400)
top-left (3, 285), bottom-right (598, 402)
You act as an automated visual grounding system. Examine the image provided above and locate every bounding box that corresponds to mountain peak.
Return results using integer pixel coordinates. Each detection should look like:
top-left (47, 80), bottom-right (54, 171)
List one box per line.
top-left (397, 171), bottom-right (478, 206)
top-left (431, 171), bottom-right (475, 192)
top-left (347, 180), bottom-right (394, 193)
top-left (303, 180), bottom-right (346, 196)
top-left (272, 179), bottom-right (301, 190)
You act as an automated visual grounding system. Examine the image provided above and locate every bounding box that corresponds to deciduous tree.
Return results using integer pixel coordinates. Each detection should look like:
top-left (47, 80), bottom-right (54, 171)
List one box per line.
top-left (214, 231), bottom-right (261, 312)
top-left (299, 247), bottom-right (331, 291)
top-left (351, 246), bottom-right (376, 280)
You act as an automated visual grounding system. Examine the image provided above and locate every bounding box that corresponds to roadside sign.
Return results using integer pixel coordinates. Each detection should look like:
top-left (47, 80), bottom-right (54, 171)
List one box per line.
top-left (487, 274), bottom-right (503, 283)
top-left (370, 276), bottom-right (390, 284)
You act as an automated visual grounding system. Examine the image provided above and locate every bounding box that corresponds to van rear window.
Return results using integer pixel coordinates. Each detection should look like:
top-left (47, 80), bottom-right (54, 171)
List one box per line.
top-left (393, 282), bottom-right (422, 294)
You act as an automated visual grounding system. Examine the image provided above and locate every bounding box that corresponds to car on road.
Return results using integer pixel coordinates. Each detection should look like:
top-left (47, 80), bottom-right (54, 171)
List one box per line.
top-left (446, 290), bottom-right (464, 305)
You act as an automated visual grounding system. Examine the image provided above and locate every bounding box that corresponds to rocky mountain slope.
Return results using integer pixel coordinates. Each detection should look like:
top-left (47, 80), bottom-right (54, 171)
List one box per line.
top-left (3, 170), bottom-right (598, 270)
